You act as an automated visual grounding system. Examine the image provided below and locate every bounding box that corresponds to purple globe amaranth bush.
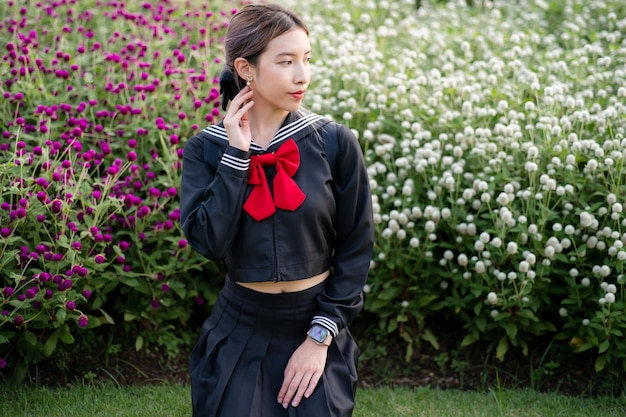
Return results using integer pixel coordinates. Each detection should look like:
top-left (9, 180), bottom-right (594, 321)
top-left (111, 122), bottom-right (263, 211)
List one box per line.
top-left (0, 0), bottom-right (232, 381)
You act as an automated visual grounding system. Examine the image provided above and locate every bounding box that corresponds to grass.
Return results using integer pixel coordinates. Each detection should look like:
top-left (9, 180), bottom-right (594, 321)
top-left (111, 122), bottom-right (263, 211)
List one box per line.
top-left (1, 383), bottom-right (624, 417)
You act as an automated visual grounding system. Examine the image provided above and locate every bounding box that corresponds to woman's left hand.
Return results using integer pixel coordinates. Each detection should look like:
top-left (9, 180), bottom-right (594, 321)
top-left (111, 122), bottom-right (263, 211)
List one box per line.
top-left (277, 337), bottom-right (330, 408)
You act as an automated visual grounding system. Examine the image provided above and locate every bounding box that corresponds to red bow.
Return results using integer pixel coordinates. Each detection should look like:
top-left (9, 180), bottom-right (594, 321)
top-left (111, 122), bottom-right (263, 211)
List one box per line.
top-left (243, 139), bottom-right (306, 221)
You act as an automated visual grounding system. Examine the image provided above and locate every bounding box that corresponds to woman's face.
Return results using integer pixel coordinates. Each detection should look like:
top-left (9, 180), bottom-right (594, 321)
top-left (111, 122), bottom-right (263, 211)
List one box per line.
top-left (251, 28), bottom-right (311, 114)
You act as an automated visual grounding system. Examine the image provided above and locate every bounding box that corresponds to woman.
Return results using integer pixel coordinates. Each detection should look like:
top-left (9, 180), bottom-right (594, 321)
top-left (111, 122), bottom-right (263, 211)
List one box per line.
top-left (180, 4), bottom-right (374, 416)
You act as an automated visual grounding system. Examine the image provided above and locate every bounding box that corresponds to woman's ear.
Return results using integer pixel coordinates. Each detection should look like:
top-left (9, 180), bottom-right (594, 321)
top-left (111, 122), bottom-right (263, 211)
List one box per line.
top-left (234, 58), bottom-right (252, 81)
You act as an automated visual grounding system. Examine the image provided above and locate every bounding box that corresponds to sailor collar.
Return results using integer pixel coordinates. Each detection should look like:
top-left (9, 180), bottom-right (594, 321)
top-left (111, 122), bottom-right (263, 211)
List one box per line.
top-left (200, 112), bottom-right (329, 154)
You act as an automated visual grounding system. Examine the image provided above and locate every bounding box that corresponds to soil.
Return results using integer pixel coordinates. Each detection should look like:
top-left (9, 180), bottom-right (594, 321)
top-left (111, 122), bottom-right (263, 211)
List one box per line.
top-left (29, 317), bottom-right (620, 397)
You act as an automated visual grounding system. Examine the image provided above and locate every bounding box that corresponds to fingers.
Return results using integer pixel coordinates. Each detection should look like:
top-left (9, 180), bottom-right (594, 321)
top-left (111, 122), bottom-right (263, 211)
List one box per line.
top-left (223, 87), bottom-right (254, 127)
top-left (223, 86), bottom-right (254, 150)
top-left (278, 367), bottom-right (323, 408)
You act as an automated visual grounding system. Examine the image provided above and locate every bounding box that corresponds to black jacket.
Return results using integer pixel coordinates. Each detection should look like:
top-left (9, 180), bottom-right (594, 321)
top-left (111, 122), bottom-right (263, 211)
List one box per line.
top-left (180, 111), bottom-right (374, 335)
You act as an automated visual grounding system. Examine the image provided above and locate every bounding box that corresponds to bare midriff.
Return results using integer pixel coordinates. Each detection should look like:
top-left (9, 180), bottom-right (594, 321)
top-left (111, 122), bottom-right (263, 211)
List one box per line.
top-left (235, 270), bottom-right (330, 294)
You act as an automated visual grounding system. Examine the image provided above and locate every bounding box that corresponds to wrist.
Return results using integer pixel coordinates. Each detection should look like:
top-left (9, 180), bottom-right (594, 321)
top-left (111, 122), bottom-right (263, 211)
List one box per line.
top-left (307, 324), bottom-right (333, 346)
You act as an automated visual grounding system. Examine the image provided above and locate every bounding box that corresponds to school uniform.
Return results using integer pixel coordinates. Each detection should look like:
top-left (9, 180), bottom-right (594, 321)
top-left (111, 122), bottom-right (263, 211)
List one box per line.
top-left (180, 111), bottom-right (374, 417)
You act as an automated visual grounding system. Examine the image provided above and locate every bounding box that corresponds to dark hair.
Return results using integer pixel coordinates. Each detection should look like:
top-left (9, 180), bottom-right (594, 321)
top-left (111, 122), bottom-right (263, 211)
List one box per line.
top-left (219, 4), bottom-right (308, 110)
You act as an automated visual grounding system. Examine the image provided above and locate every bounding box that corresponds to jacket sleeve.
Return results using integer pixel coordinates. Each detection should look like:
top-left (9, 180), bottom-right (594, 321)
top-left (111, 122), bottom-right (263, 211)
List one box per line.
top-left (179, 135), bottom-right (251, 261)
top-left (313, 124), bottom-right (374, 336)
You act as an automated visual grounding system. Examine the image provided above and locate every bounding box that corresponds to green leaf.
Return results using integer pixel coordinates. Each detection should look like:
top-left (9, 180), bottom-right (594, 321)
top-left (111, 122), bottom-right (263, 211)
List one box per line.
top-left (124, 278), bottom-right (139, 287)
top-left (496, 336), bottom-right (508, 361)
top-left (98, 308), bottom-right (115, 325)
top-left (595, 355), bottom-right (606, 372)
top-left (59, 328), bottom-right (74, 344)
top-left (475, 315), bottom-right (488, 332)
top-left (124, 312), bottom-right (138, 322)
top-left (461, 333), bottom-right (477, 347)
top-left (43, 331), bottom-right (59, 357)
top-left (24, 331), bottom-right (37, 346)
top-left (135, 334), bottom-right (144, 351)
top-left (598, 339), bottom-right (610, 353)
top-left (420, 328), bottom-right (440, 350)
top-left (503, 322), bottom-right (518, 340)
top-left (56, 308), bottom-right (67, 324)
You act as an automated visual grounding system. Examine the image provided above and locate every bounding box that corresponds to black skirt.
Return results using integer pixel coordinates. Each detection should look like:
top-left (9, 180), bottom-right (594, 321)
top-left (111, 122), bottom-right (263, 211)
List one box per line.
top-left (190, 278), bottom-right (359, 417)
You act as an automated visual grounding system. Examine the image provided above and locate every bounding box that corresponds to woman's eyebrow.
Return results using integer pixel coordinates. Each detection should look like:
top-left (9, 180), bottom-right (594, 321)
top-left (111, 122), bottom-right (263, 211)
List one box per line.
top-left (274, 50), bottom-right (312, 58)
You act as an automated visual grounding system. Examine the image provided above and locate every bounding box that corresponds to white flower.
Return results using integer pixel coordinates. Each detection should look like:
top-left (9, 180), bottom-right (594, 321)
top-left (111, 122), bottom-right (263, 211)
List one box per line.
top-left (569, 268), bottom-right (579, 277)
top-left (519, 261), bottom-right (530, 273)
top-left (559, 308), bottom-right (568, 317)
top-left (605, 293), bottom-right (615, 304)
top-left (487, 292), bottom-right (498, 305)
top-left (409, 237), bottom-right (420, 248)
top-left (401, 300), bottom-right (409, 308)
top-left (363, 284), bottom-right (371, 294)
top-left (580, 212), bottom-right (592, 228)
top-left (582, 319), bottom-right (590, 326)
top-left (496, 192), bottom-right (509, 205)
top-left (475, 261), bottom-right (486, 274)
top-left (506, 241), bottom-right (518, 255)
top-left (458, 254), bottom-right (468, 266)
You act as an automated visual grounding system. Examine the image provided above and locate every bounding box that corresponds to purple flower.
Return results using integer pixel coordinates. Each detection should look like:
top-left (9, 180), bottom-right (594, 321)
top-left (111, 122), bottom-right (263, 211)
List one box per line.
top-left (178, 239), bottom-right (188, 249)
top-left (161, 284), bottom-right (170, 292)
top-left (50, 199), bottom-right (62, 213)
top-left (94, 254), bottom-right (105, 264)
top-left (14, 315), bottom-right (24, 326)
top-left (151, 300), bottom-right (160, 309)
top-left (2, 286), bottom-right (14, 297)
top-left (77, 314), bottom-right (88, 328)
top-left (0, 358), bottom-right (6, 369)
top-left (66, 301), bottom-right (76, 310)
top-left (0, 228), bottom-right (11, 238)
top-left (82, 289), bottom-right (92, 299)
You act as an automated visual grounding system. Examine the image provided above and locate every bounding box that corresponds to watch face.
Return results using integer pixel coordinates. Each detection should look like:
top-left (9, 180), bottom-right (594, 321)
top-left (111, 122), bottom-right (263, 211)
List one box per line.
top-left (310, 325), bottom-right (329, 342)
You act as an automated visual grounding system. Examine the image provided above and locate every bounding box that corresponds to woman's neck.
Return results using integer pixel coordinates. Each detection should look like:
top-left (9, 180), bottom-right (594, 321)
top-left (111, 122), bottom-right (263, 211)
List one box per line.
top-left (247, 107), bottom-right (290, 149)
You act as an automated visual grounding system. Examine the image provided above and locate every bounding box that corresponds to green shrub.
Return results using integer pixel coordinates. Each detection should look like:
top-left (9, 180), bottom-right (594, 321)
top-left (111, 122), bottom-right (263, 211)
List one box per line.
top-left (294, 0), bottom-right (626, 375)
top-left (0, 0), bottom-right (227, 381)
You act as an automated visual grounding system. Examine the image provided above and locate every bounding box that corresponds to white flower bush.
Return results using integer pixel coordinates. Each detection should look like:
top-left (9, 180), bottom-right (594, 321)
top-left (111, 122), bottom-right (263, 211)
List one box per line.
top-left (283, 0), bottom-right (626, 373)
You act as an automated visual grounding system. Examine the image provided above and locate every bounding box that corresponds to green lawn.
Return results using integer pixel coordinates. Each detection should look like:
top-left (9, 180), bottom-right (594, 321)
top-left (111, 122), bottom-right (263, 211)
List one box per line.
top-left (2, 384), bottom-right (624, 417)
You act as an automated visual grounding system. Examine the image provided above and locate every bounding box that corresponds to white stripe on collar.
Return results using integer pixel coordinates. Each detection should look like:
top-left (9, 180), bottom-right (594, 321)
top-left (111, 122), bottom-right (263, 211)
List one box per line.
top-left (201, 113), bottom-right (324, 151)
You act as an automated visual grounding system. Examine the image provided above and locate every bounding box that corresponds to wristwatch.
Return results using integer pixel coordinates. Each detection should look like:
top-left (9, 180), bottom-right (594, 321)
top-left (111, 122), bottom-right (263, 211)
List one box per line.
top-left (307, 324), bottom-right (332, 346)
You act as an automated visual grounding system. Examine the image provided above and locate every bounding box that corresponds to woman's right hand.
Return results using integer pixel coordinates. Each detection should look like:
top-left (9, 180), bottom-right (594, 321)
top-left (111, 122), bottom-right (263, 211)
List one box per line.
top-left (223, 85), bottom-right (255, 152)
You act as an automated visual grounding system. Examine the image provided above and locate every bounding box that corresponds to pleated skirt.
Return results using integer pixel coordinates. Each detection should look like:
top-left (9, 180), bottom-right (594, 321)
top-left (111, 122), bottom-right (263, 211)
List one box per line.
top-left (190, 278), bottom-right (359, 417)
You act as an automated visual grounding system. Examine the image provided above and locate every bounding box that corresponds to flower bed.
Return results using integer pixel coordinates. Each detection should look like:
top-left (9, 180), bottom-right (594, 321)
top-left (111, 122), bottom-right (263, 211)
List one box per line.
top-left (2, 0), bottom-right (626, 383)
